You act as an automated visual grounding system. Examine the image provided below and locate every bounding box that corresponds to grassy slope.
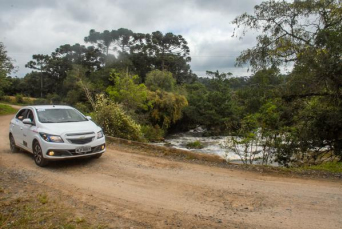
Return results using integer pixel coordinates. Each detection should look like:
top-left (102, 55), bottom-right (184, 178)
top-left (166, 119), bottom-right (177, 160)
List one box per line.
top-left (299, 162), bottom-right (342, 173)
top-left (0, 104), bottom-right (17, 116)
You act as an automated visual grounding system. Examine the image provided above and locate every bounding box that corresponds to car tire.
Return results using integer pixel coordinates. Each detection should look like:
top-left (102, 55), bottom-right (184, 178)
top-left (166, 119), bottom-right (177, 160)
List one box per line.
top-left (33, 141), bottom-right (48, 167)
top-left (93, 153), bottom-right (102, 159)
top-left (9, 134), bottom-right (19, 153)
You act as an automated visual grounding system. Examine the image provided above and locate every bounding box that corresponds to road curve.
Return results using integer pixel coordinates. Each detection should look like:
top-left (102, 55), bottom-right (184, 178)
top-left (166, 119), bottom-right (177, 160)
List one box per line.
top-left (0, 113), bottom-right (341, 228)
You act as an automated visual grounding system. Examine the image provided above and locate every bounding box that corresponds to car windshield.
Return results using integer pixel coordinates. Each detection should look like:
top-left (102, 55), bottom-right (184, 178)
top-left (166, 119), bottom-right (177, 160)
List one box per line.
top-left (36, 108), bottom-right (88, 123)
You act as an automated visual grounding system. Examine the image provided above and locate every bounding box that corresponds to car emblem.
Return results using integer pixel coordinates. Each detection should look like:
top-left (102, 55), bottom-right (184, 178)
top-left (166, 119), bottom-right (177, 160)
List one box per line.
top-left (79, 136), bottom-right (85, 139)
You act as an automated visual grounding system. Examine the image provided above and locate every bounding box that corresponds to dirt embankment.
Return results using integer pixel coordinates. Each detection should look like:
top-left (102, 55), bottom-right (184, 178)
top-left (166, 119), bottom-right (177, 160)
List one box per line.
top-left (1, 114), bottom-right (342, 228)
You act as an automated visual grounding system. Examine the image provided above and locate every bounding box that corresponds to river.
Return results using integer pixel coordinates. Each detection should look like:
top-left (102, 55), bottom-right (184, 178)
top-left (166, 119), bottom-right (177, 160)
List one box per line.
top-left (154, 127), bottom-right (280, 165)
top-left (154, 127), bottom-right (243, 161)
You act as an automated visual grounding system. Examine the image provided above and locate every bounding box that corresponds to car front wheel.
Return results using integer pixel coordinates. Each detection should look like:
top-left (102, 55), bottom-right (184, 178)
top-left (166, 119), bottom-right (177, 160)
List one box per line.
top-left (33, 141), bottom-right (48, 167)
top-left (9, 134), bottom-right (19, 153)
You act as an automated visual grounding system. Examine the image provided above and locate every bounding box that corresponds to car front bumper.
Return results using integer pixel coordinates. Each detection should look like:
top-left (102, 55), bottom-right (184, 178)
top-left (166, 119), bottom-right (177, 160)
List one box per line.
top-left (40, 137), bottom-right (106, 160)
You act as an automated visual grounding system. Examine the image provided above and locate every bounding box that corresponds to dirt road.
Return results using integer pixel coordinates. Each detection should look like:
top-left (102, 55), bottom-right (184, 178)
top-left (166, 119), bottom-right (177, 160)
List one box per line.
top-left (0, 114), bottom-right (341, 228)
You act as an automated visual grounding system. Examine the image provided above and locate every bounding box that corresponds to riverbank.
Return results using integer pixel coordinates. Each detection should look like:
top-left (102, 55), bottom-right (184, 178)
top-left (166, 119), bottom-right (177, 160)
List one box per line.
top-left (107, 136), bottom-right (342, 181)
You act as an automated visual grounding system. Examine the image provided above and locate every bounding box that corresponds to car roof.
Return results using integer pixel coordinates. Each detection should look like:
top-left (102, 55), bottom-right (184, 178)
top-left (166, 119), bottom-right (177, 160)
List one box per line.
top-left (23, 105), bottom-right (74, 110)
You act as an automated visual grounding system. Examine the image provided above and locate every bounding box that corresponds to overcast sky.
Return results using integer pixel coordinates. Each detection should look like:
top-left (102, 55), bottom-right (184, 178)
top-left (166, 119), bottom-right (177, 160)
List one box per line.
top-left (0, 0), bottom-right (262, 78)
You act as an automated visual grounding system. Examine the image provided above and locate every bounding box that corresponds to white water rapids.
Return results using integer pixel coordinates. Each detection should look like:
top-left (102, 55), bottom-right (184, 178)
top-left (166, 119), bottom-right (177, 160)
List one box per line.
top-left (153, 127), bottom-right (244, 161)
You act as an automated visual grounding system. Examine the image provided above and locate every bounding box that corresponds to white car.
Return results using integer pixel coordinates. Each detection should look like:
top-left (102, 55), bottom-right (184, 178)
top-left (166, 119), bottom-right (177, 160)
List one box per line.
top-left (9, 105), bottom-right (106, 167)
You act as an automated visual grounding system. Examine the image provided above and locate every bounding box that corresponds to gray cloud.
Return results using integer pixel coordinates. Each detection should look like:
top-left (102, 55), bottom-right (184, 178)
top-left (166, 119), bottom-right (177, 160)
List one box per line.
top-left (0, 0), bottom-right (261, 77)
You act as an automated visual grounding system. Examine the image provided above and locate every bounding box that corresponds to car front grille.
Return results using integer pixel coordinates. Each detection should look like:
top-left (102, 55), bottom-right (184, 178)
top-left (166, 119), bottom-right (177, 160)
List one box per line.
top-left (66, 132), bottom-right (95, 136)
top-left (68, 137), bottom-right (94, 145)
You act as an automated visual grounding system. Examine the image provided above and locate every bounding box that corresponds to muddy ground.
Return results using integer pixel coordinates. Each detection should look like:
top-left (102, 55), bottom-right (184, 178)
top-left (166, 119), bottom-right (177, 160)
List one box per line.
top-left (1, 114), bottom-right (342, 228)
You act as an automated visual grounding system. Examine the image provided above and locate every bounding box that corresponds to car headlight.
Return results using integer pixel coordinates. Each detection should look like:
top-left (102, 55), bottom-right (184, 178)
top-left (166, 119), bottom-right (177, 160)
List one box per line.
top-left (39, 133), bottom-right (64, 143)
top-left (97, 130), bottom-right (104, 139)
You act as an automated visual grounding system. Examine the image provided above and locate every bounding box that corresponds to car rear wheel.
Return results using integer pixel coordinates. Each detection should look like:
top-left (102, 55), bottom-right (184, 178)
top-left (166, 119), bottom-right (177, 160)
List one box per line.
top-left (9, 134), bottom-right (19, 153)
top-left (33, 142), bottom-right (48, 167)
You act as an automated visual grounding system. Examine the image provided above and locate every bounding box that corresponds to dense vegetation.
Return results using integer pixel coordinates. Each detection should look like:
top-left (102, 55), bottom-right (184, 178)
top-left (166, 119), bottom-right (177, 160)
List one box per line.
top-left (1, 0), bottom-right (341, 166)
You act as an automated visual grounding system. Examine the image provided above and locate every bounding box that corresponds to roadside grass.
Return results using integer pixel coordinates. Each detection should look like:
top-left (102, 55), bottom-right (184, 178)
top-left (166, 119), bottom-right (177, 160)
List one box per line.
top-left (293, 162), bottom-right (342, 173)
top-left (0, 168), bottom-right (107, 229)
top-left (0, 104), bottom-right (18, 115)
top-left (0, 191), bottom-right (106, 229)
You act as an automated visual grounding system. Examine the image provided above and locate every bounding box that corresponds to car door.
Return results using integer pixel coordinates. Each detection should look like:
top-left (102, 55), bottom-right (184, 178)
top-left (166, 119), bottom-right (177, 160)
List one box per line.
top-left (22, 109), bottom-right (37, 151)
top-left (11, 109), bottom-right (27, 147)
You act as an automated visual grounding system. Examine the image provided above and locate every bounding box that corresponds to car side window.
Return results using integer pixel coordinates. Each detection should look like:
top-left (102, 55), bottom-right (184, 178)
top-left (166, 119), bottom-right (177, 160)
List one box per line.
top-left (26, 110), bottom-right (36, 125)
top-left (16, 109), bottom-right (27, 121)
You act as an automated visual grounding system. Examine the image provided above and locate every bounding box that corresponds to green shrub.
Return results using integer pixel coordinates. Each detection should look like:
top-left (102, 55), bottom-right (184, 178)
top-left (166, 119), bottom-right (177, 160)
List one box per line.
top-left (186, 140), bottom-right (204, 149)
top-left (46, 93), bottom-right (62, 104)
top-left (34, 98), bottom-right (49, 105)
top-left (15, 94), bottom-right (24, 104)
top-left (93, 94), bottom-right (143, 141)
top-left (0, 95), bottom-right (11, 103)
top-left (148, 90), bottom-right (188, 130)
top-left (74, 102), bottom-right (91, 114)
top-left (141, 125), bottom-right (165, 142)
top-left (65, 89), bottom-right (82, 105)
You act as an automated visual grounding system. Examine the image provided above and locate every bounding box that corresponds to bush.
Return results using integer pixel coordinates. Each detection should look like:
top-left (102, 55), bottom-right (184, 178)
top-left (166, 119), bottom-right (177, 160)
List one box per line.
top-left (34, 98), bottom-right (49, 105)
top-left (74, 102), bottom-right (91, 114)
top-left (65, 89), bottom-right (83, 105)
top-left (93, 94), bottom-right (143, 141)
top-left (15, 94), bottom-right (24, 104)
top-left (148, 90), bottom-right (188, 130)
top-left (0, 95), bottom-right (11, 103)
top-left (141, 125), bottom-right (165, 142)
top-left (46, 93), bottom-right (62, 104)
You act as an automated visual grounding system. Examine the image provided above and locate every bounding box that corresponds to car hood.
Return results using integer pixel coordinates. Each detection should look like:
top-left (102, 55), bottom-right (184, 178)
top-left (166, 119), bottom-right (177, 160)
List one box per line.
top-left (38, 121), bottom-right (101, 135)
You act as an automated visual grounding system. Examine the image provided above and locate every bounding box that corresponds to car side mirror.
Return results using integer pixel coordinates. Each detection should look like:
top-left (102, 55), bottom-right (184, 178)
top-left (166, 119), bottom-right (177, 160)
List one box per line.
top-left (23, 118), bottom-right (33, 125)
top-left (86, 116), bottom-right (92, 120)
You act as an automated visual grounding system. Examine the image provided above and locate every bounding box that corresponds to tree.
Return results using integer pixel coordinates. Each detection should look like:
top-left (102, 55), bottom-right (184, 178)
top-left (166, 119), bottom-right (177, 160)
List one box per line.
top-left (148, 90), bottom-right (188, 130)
top-left (26, 54), bottom-right (51, 98)
top-left (106, 70), bottom-right (149, 111)
top-left (233, 0), bottom-right (342, 161)
top-left (182, 71), bottom-right (240, 134)
top-left (53, 43), bottom-right (105, 71)
top-left (84, 28), bottom-right (137, 55)
top-left (84, 29), bottom-right (117, 56)
top-left (145, 70), bottom-right (176, 92)
top-left (145, 31), bottom-right (192, 83)
top-left (236, 67), bottom-right (284, 114)
top-left (65, 65), bottom-right (96, 110)
top-left (0, 42), bottom-right (15, 94)
top-left (233, 0), bottom-right (342, 93)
